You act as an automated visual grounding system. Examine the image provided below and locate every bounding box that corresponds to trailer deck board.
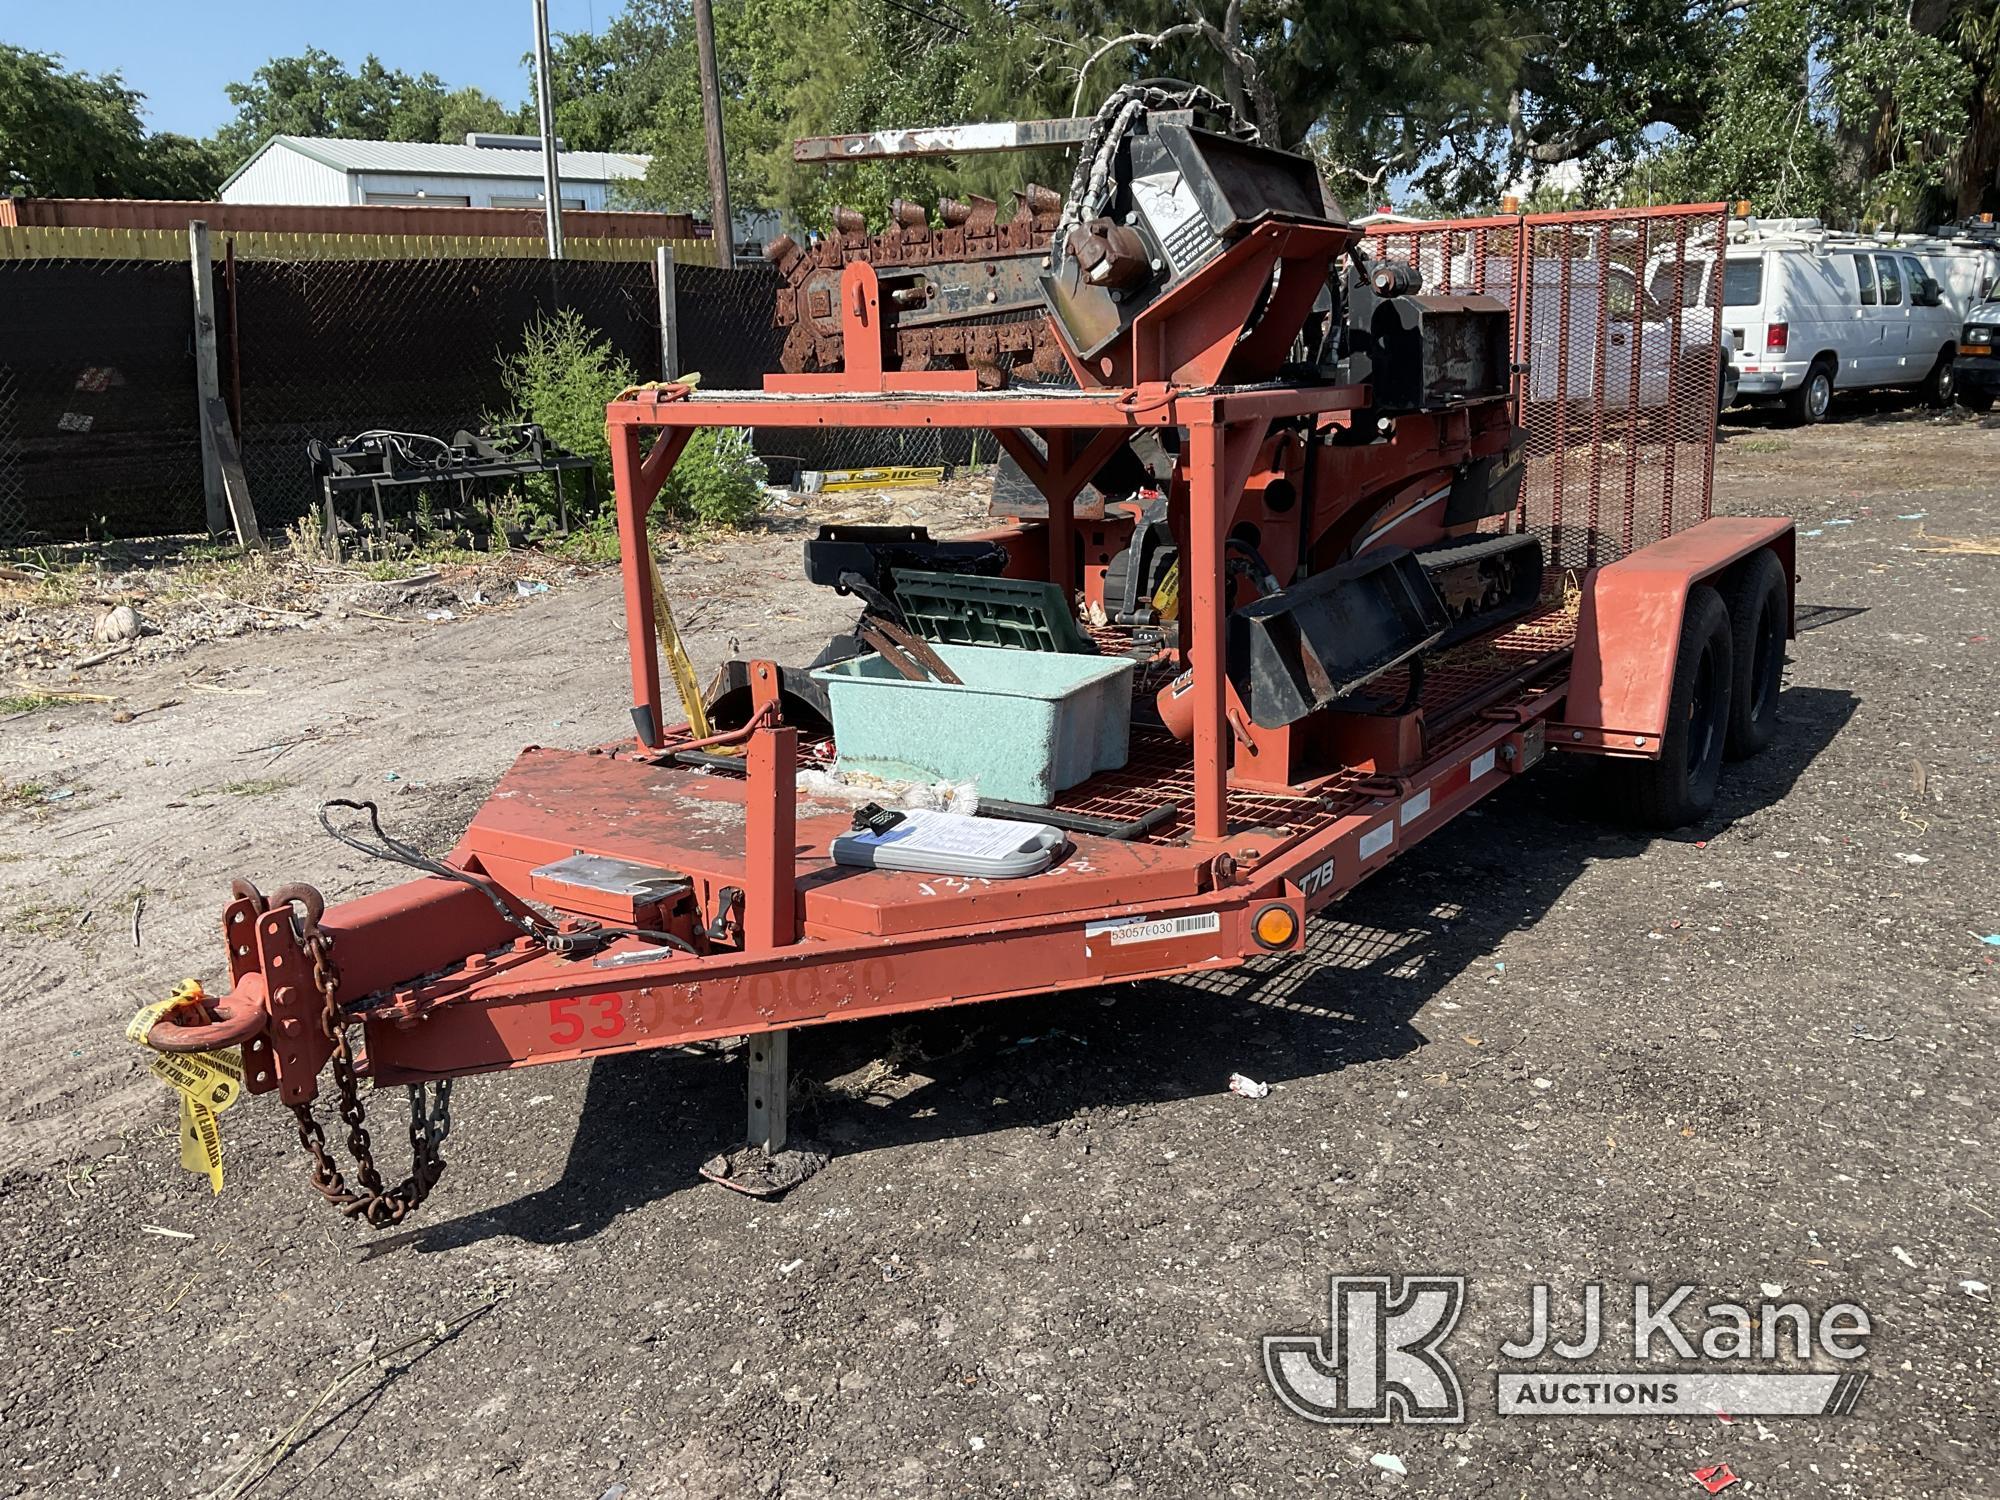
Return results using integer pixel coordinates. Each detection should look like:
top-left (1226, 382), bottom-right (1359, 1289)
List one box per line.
top-left (458, 746), bottom-right (1214, 940)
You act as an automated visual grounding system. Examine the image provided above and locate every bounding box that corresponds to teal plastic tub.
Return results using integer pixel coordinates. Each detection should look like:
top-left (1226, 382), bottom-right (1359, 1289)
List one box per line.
top-left (811, 644), bottom-right (1134, 805)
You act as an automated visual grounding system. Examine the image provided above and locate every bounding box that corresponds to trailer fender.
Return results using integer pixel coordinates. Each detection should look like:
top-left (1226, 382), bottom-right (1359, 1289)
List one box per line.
top-left (1557, 516), bottom-right (1796, 757)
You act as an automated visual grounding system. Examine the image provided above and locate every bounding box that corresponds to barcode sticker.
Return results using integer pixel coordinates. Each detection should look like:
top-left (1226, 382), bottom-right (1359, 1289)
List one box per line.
top-left (1088, 911), bottom-right (1222, 946)
top-left (1359, 822), bottom-right (1395, 859)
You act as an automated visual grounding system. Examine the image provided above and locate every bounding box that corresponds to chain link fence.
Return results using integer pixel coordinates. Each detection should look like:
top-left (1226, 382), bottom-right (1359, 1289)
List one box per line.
top-left (0, 205), bottom-right (1726, 550)
top-left (228, 256), bottom-right (664, 529)
top-left (0, 259), bottom-right (206, 545)
top-left (0, 364), bottom-right (20, 543)
top-left (0, 251), bottom-right (989, 545)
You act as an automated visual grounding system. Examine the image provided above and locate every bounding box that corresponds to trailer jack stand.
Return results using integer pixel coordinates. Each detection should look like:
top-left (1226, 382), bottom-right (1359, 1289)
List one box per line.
top-left (698, 1030), bottom-right (830, 1198)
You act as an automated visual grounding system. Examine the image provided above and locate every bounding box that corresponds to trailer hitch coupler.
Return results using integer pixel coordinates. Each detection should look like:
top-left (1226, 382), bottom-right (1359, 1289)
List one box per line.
top-left (146, 974), bottom-right (270, 1053)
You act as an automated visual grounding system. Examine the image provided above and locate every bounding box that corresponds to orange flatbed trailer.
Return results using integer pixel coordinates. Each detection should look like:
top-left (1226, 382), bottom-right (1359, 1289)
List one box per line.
top-left (139, 127), bottom-right (1794, 1222)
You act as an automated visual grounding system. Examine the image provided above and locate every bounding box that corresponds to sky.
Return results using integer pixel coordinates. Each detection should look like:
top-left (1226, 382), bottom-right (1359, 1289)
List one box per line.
top-left (5, 0), bottom-right (610, 138)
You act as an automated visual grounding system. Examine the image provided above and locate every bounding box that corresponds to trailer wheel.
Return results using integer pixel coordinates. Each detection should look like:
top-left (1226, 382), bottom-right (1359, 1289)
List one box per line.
top-left (1621, 585), bottom-right (1733, 828)
top-left (1722, 549), bottom-right (1787, 759)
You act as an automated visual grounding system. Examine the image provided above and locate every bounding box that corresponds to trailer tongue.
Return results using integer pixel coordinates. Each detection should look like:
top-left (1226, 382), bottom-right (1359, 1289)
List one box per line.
top-left (135, 88), bottom-right (1794, 1224)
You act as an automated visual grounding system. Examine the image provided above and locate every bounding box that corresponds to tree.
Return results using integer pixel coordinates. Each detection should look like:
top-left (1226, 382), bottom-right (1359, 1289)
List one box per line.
top-left (1036, 0), bottom-right (1993, 219)
top-left (0, 44), bottom-right (224, 197)
top-left (211, 50), bottom-right (515, 164)
top-left (1027, 0), bottom-right (1526, 200)
top-left (1613, 0), bottom-right (1976, 225)
top-left (542, 1), bottom-right (692, 153)
top-left (527, 0), bottom-right (1996, 231)
top-left (135, 133), bottom-right (230, 199)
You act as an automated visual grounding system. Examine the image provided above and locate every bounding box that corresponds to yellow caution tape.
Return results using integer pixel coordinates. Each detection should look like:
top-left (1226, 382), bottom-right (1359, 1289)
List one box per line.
top-left (179, 1095), bottom-right (223, 1193)
top-left (123, 979), bottom-right (204, 1045)
top-left (642, 548), bottom-right (712, 739)
top-left (125, 981), bottom-right (239, 1195)
top-left (147, 1047), bottom-right (242, 1114)
top-left (1152, 559), bottom-right (1181, 623)
top-left (817, 465), bottom-right (946, 491)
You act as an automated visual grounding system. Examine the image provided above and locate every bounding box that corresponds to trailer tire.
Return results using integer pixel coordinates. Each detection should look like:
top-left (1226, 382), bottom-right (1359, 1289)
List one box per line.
top-left (1722, 549), bottom-right (1787, 759)
top-left (1620, 584), bottom-right (1733, 829)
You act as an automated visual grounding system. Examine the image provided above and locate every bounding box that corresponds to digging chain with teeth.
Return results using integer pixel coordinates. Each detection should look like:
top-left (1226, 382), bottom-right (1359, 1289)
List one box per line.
top-left (767, 188), bottom-right (1069, 385)
top-left (289, 918), bottom-right (453, 1228)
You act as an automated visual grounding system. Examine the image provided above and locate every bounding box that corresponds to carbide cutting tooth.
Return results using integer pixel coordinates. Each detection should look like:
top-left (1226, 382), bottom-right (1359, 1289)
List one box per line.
top-left (1019, 184), bottom-right (1060, 221)
top-left (891, 199), bottom-right (929, 230)
top-left (764, 233), bottom-right (799, 266)
top-left (831, 205), bottom-right (867, 237)
top-left (938, 197), bottom-right (971, 227)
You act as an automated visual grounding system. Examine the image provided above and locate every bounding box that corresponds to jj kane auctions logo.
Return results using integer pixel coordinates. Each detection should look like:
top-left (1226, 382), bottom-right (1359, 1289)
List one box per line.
top-left (1264, 1277), bottom-right (1870, 1423)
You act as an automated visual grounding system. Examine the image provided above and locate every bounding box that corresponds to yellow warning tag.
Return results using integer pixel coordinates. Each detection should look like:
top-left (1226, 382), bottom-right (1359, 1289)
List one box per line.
top-left (148, 1047), bottom-right (242, 1115)
top-left (1152, 559), bottom-right (1181, 622)
top-left (179, 1094), bottom-right (224, 1194)
top-left (127, 982), bottom-right (236, 1194)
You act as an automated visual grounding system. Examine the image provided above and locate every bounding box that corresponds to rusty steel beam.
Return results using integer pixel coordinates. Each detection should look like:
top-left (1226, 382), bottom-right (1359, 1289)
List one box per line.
top-left (792, 118), bottom-right (1092, 163)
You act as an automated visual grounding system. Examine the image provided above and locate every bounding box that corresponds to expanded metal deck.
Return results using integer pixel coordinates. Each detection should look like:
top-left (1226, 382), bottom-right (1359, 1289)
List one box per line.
top-left (1050, 604), bottom-right (1577, 846)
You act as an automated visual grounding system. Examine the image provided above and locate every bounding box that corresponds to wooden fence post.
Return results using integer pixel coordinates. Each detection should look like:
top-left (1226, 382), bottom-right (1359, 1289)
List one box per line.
top-left (187, 221), bottom-right (228, 537)
top-left (654, 244), bottom-right (680, 381)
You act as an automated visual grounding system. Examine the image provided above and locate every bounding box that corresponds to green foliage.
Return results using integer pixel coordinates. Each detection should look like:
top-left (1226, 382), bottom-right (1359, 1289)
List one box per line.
top-left (0, 694), bottom-right (63, 716)
top-left (497, 308), bottom-right (637, 529)
top-left (185, 0), bottom-right (1994, 235)
top-left (661, 428), bottom-right (767, 530)
top-left (1627, 0), bottom-right (1839, 217)
top-left (211, 49), bottom-right (514, 165)
top-left (557, 0), bottom-right (1067, 230)
top-left (495, 310), bottom-right (764, 546)
top-left (0, 45), bottom-right (224, 197)
top-left (1612, 0), bottom-right (1974, 224)
top-left (548, 427), bottom-right (766, 561)
top-left (1827, 0), bottom-right (1973, 225)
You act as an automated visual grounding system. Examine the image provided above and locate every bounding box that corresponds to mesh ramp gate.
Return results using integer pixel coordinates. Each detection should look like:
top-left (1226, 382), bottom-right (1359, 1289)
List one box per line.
top-left (1362, 204), bottom-right (1728, 571)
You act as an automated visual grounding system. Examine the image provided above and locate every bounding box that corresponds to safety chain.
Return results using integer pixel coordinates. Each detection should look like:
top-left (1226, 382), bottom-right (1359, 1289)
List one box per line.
top-left (288, 916), bottom-right (452, 1228)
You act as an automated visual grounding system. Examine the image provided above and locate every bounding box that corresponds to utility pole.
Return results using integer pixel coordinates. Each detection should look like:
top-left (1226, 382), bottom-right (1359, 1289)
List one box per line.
top-left (692, 0), bottom-right (736, 266)
top-left (531, 0), bottom-right (565, 260)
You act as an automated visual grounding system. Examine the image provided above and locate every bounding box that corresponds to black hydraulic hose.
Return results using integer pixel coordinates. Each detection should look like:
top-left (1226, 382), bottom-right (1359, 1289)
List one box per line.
top-left (1227, 537), bottom-right (1281, 592)
top-left (319, 798), bottom-right (551, 940)
top-left (319, 799), bottom-right (700, 961)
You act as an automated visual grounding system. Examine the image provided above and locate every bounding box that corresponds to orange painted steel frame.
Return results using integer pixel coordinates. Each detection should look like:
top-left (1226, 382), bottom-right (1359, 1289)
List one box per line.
top-left (225, 394), bottom-right (1795, 1106)
top-left (224, 228), bottom-right (1791, 1109)
top-left (608, 379), bottom-right (1358, 844)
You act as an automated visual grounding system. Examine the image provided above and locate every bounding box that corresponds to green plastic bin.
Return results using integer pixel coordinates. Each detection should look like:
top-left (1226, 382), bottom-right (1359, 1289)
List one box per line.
top-left (811, 643), bottom-right (1134, 805)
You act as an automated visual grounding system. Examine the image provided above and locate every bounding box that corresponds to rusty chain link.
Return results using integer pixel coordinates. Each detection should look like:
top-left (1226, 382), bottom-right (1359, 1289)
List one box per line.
top-left (286, 905), bottom-right (451, 1228)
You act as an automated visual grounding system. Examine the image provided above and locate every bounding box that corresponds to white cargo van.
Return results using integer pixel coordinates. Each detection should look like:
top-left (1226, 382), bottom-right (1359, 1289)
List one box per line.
top-left (1663, 219), bottom-right (1967, 424)
top-left (1464, 251), bottom-right (1727, 414)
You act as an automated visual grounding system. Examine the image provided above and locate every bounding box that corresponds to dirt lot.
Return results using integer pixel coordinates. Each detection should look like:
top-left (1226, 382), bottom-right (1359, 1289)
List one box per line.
top-left (2, 407), bottom-right (1995, 1498)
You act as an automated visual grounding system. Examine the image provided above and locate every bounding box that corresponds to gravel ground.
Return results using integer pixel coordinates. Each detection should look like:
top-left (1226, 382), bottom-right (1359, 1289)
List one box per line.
top-left (1, 408), bottom-right (1995, 1498)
